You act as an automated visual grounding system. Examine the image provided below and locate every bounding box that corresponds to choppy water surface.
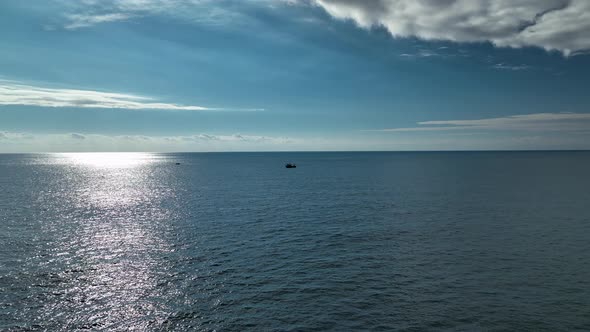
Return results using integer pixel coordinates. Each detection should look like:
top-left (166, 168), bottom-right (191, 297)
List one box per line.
top-left (1, 152), bottom-right (590, 331)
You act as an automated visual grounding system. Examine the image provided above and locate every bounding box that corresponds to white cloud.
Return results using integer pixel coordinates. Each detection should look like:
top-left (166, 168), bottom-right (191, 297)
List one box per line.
top-left (60, 0), bottom-right (249, 29)
top-left (312, 0), bottom-right (590, 55)
top-left (399, 48), bottom-right (471, 59)
top-left (399, 49), bottom-right (440, 58)
top-left (492, 63), bottom-right (531, 71)
top-left (0, 131), bottom-right (34, 140)
top-left (0, 81), bottom-right (260, 111)
top-left (65, 13), bottom-right (132, 30)
top-left (174, 133), bottom-right (292, 143)
top-left (373, 113), bottom-right (590, 132)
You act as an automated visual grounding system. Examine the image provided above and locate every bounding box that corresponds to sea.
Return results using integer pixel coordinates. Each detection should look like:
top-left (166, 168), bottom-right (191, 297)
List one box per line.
top-left (1, 151), bottom-right (589, 331)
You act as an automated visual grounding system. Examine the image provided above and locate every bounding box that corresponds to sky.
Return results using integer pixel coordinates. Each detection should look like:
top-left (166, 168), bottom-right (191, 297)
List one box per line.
top-left (1, 0), bottom-right (590, 152)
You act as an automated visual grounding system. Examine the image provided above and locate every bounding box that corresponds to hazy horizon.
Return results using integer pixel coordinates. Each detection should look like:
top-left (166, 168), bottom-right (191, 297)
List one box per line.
top-left (2, 149), bottom-right (590, 154)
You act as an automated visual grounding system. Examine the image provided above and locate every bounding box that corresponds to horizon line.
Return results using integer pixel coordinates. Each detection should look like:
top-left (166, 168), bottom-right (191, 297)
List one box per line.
top-left (1, 149), bottom-right (589, 154)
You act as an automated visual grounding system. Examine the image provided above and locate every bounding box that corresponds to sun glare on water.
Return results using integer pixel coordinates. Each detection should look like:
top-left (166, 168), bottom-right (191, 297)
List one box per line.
top-left (40, 152), bottom-right (176, 327)
top-left (60, 152), bottom-right (158, 168)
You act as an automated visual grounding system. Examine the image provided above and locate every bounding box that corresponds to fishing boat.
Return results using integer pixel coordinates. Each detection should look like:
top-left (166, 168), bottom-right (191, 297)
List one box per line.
top-left (285, 163), bottom-right (296, 168)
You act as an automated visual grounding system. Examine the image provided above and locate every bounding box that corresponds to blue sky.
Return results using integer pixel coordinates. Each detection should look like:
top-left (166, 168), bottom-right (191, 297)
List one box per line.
top-left (1, 0), bottom-right (590, 152)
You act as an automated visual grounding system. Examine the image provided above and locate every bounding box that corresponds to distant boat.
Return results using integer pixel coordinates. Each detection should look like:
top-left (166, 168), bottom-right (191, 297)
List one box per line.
top-left (285, 163), bottom-right (296, 168)
top-left (175, 162), bottom-right (181, 165)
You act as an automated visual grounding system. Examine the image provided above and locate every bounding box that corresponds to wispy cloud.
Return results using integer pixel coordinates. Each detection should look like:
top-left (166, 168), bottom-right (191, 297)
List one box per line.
top-left (65, 13), bottom-right (132, 30)
top-left (399, 48), bottom-right (470, 59)
top-left (0, 131), bottom-right (292, 144)
top-left (0, 131), bottom-right (297, 152)
top-left (372, 113), bottom-right (590, 132)
top-left (60, 0), bottom-right (176, 29)
top-left (492, 63), bottom-right (531, 71)
top-left (0, 131), bottom-right (34, 140)
top-left (399, 49), bottom-right (441, 58)
top-left (60, 0), bottom-right (258, 30)
top-left (70, 133), bottom-right (86, 140)
top-left (173, 133), bottom-right (292, 143)
top-left (0, 81), bottom-right (261, 111)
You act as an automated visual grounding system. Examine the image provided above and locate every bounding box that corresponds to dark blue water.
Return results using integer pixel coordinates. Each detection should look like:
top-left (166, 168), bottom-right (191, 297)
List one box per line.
top-left (1, 152), bottom-right (589, 331)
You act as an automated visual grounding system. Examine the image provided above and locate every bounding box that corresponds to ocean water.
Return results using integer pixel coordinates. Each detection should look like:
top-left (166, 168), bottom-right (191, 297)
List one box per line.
top-left (1, 151), bottom-right (589, 331)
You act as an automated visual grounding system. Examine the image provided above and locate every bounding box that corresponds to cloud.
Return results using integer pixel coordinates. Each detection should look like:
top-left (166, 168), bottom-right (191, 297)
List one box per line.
top-left (179, 133), bottom-right (291, 143)
top-left (0, 131), bottom-right (298, 152)
top-left (60, 0), bottom-right (253, 29)
top-left (373, 113), bottom-right (590, 132)
top-left (399, 47), bottom-right (471, 59)
top-left (312, 0), bottom-right (590, 55)
top-left (0, 132), bottom-right (291, 144)
top-left (492, 63), bottom-right (531, 71)
top-left (0, 81), bottom-right (260, 111)
top-left (70, 133), bottom-right (86, 140)
top-left (65, 13), bottom-right (132, 30)
top-left (399, 49), bottom-right (441, 58)
top-left (0, 131), bottom-right (34, 140)
top-left (1, 129), bottom-right (589, 152)
top-left (53, 0), bottom-right (590, 55)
